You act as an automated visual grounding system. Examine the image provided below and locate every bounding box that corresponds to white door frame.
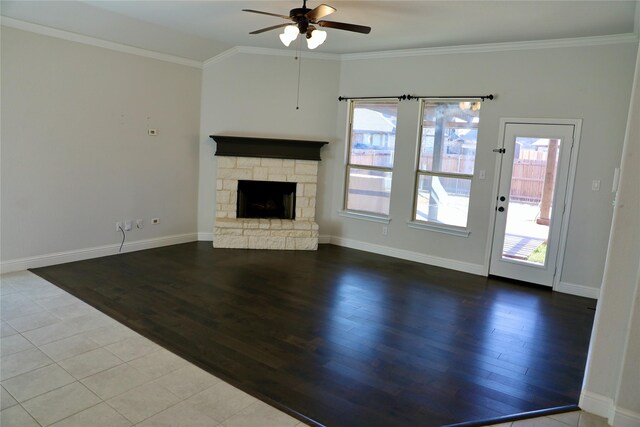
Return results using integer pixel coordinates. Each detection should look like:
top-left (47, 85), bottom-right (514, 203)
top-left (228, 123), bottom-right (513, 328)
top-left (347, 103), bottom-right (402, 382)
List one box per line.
top-left (483, 118), bottom-right (582, 291)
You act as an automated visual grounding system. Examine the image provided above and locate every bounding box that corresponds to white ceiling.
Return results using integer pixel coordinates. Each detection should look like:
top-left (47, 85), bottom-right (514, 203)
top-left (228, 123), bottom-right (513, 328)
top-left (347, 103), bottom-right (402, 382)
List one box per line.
top-left (1, 1), bottom-right (638, 61)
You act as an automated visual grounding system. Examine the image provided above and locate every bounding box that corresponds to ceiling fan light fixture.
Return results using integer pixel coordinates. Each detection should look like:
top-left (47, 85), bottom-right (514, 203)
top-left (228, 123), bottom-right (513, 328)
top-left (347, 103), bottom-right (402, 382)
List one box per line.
top-left (306, 29), bottom-right (327, 49)
top-left (280, 25), bottom-right (299, 46)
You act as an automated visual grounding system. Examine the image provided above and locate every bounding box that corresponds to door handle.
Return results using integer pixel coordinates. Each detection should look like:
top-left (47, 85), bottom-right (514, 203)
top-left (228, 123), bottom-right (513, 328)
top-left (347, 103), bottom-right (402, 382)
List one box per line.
top-left (500, 196), bottom-right (506, 202)
top-left (498, 207), bottom-right (505, 212)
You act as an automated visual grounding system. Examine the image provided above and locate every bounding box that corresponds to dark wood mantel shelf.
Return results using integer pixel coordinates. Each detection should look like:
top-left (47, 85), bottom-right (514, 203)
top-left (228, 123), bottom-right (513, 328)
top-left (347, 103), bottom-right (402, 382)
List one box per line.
top-left (210, 135), bottom-right (329, 161)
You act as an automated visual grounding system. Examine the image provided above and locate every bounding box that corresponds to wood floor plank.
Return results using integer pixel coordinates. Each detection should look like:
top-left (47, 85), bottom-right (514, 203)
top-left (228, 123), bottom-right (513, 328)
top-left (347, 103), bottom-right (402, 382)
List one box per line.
top-left (31, 242), bottom-right (595, 426)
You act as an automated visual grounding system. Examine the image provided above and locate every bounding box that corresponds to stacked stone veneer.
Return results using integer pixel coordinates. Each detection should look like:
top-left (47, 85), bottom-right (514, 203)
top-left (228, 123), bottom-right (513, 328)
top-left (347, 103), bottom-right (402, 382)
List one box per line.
top-left (214, 156), bottom-right (319, 250)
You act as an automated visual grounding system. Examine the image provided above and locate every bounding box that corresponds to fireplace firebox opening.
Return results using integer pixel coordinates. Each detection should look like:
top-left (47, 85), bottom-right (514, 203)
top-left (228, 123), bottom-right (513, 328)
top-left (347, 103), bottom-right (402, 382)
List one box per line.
top-left (237, 180), bottom-right (296, 220)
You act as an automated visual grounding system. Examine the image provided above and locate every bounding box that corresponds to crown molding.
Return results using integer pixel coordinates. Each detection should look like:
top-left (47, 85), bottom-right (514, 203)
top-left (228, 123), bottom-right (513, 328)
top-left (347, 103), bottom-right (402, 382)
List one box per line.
top-left (341, 33), bottom-right (639, 61)
top-left (237, 45), bottom-right (341, 61)
top-left (203, 46), bottom-right (242, 67)
top-left (4, 15), bottom-right (636, 68)
top-left (204, 45), bottom-right (340, 67)
top-left (1, 17), bottom-right (203, 69)
top-left (205, 33), bottom-right (638, 66)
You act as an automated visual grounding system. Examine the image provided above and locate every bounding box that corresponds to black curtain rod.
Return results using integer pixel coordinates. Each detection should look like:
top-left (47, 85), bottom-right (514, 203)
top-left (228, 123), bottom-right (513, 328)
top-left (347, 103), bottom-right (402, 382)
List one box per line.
top-left (406, 94), bottom-right (494, 101)
top-left (338, 94), bottom-right (494, 102)
top-left (338, 95), bottom-right (407, 101)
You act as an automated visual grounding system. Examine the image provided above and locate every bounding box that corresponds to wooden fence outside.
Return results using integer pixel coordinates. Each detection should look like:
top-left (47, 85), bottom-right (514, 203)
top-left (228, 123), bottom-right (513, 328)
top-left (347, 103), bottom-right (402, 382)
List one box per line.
top-left (510, 160), bottom-right (546, 203)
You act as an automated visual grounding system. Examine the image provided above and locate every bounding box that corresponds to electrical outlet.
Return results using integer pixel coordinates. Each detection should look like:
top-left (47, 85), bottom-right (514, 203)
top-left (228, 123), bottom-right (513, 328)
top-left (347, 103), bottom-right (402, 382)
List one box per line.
top-left (116, 221), bottom-right (122, 232)
top-left (124, 221), bottom-right (133, 231)
top-left (382, 226), bottom-right (388, 236)
top-left (136, 219), bottom-right (143, 229)
top-left (152, 218), bottom-right (160, 225)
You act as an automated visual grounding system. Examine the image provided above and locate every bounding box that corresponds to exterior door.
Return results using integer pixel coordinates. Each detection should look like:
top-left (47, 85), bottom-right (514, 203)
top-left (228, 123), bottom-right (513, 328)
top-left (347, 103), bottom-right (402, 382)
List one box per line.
top-left (489, 122), bottom-right (576, 286)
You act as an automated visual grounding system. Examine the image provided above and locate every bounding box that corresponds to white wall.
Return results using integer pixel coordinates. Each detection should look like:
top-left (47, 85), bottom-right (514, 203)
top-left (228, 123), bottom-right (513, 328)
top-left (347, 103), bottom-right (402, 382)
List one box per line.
top-left (198, 51), bottom-right (340, 238)
top-left (581, 44), bottom-right (640, 425)
top-left (1, 27), bottom-right (202, 270)
top-left (328, 43), bottom-right (637, 291)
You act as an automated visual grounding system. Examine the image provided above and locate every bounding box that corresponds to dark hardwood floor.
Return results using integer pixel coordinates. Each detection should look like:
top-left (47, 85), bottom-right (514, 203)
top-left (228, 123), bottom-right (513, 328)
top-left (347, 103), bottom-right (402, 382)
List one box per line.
top-left (31, 242), bottom-right (596, 426)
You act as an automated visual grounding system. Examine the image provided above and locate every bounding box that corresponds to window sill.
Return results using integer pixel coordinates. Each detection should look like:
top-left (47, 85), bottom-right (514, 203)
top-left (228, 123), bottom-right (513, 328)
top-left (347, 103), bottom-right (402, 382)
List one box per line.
top-left (407, 221), bottom-right (470, 237)
top-left (338, 210), bottom-right (391, 224)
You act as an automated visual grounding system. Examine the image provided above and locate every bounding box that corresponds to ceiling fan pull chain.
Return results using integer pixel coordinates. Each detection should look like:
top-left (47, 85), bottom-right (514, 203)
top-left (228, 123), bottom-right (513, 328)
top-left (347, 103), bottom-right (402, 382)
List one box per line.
top-left (296, 37), bottom-right (303, 110)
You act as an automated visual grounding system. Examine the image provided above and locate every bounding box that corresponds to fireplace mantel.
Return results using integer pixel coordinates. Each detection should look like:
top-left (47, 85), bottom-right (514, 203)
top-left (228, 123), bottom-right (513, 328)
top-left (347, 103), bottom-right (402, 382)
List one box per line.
top-left (210, 135), bottom-right (328, 161)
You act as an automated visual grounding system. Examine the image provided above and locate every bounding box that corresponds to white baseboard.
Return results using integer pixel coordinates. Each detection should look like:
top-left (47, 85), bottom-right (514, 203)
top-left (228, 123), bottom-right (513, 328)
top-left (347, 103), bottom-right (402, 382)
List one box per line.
top-left (580, 390), bottom-right (614, 419)
top-left (580, 390), bottom-right (640, 426)
top-left (321, 236), bottom-right (598, 296)
top-left (327, 236), bottom-right (485, 275)
top-left (5, 232), bottom-right (596, 300)
top-left (0, 233), bottom-right (198, 273)
top-left (556, 281), bottom-right (600, 299)
top-left (612, 407), bottom-right (640, 427)
top-left (318, 235), bottom-right (331, 244)
top-left (198, 232), bottom-right (214, 241)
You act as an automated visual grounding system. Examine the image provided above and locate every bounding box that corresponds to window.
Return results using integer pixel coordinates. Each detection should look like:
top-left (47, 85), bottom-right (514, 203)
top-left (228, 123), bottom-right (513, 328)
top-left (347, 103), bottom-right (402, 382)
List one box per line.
top-left (413, 101), bottom-right (480, 228)
top-left (345, 101), bottom-right (398, 216)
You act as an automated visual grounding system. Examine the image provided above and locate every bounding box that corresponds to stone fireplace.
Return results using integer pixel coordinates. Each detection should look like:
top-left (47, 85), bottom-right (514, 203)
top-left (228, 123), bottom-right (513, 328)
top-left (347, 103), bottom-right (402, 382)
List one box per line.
top-left (210, 136), bottom-right (328, 250)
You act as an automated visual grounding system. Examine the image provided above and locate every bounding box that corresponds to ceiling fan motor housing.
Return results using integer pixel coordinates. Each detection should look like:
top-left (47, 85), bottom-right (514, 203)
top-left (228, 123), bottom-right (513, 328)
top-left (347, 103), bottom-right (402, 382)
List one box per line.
top-left (290, 7), bottom-right (311, 33)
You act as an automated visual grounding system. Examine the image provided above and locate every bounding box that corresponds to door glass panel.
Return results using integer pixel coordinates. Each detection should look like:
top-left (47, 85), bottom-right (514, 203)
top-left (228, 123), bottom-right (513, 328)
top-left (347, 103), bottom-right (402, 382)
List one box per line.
top-left (501, 137), bottom-right (561, 266)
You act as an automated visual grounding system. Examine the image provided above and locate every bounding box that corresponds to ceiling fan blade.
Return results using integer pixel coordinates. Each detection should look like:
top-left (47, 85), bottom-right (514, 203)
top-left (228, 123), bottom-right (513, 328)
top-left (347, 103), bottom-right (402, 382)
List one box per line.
top-left (249, 23), bottom-right (291, 34)
top-left (317, 20), bottom-right (371, 34)
top-left (242, 9), bottom-right (292, 20)
top-left (305, 4), bottom-right (336, 22)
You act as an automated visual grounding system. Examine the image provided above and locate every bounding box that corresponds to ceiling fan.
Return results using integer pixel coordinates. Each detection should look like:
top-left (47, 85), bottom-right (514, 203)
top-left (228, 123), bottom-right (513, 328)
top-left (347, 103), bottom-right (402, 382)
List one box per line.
top-left (243, 0), bottom-right (371, 49)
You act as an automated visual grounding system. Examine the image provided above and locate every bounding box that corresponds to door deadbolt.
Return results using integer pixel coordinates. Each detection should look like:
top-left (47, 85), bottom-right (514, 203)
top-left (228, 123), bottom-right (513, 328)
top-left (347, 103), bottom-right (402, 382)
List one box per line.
top-left (499, 196), bottom-right (506, 201)
top-left (498, 207), bottom-right (505, 212)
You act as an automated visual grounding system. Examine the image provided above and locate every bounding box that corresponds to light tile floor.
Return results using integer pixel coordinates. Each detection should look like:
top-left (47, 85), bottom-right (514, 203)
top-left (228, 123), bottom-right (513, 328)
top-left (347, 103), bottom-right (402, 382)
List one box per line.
top-left (0, 271), bottom-right (610, 427)
top-left (486, 410), bottom-right (610, 427)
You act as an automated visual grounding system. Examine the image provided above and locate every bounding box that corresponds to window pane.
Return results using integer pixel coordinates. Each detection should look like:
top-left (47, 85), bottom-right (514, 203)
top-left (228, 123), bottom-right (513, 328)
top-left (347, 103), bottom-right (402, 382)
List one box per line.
top-left (414, 175), bottom-right (471, 227)
top-left (346, 167), bottom-right (392, 216)
top-left (350, 102), bottom-right (397, 168)
top-left (419, 102), bottom-right (479, 175)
